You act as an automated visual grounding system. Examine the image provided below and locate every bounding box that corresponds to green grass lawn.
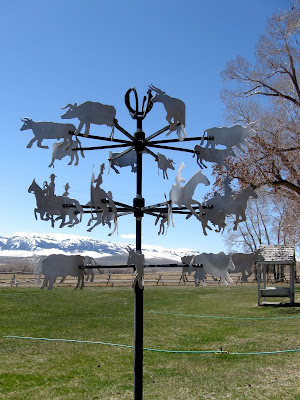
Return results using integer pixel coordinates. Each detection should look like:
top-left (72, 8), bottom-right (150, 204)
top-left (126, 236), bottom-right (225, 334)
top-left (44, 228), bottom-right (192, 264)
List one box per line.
top-left (0, 285), bottom-right (299, 399)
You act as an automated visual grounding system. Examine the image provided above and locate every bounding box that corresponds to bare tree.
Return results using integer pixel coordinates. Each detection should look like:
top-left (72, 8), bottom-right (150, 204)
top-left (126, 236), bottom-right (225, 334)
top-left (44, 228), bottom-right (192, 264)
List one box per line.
top-left (218, 1), bottom-right (300, 201)
top-left (224, 193), bottom-right (299, 253)
top-left (223, 192), bottom-right (299, 280)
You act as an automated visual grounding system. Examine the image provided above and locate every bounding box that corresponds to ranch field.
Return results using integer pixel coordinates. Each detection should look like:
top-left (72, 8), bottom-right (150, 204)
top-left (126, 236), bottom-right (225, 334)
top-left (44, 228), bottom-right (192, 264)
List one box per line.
top-left (0, 285), bottom-right (299, 400)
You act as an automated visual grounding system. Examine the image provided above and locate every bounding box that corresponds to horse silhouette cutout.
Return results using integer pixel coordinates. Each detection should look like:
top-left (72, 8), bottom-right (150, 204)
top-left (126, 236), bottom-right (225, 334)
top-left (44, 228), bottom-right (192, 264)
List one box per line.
top-left (88, 164), bottom-right (118, 235)
top-left (168, 162), bottom-right (210, 227)
top-left (28, 179), bottom-right (83, 228)
top-left (204, 185), bottom-right (258, 230)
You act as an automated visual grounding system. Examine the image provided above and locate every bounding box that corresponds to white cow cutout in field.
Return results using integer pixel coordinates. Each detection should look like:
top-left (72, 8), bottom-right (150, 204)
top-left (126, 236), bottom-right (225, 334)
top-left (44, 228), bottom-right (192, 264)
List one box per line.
top-left (181, 253), bottom-right (235, 286)
top-left (20, 118), bottom-right (76, 149)
top-left (190, 252), bottom-right (235, 286)
top-left (83, 256), bottom-right (98, 282)
top-left (126, 246), bottom-right (145, 289)
top-left (180, 255), bottom-right (195, 283)
top-left (203, 124), bottom-right (256, 151)
top-left (168, 162), bottom-right (210, 227)
top-left (49, 137), bottom-right (85, 167)
top-left (59, 256), bottom-right (98, 283)
top-left (149, 85), bottom-right (187, 141)
top-left (32, 254), bottom-right (47, 284)
top-left (230, 252), bottom-right (257, 282)
top-left (61, 101), bottom-right (116, 137)
top-left (34, 254), bottom-right (86, 290)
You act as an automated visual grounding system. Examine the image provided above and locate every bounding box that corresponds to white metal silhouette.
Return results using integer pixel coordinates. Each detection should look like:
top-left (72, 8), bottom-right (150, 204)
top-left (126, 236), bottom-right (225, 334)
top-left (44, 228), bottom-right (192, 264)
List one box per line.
top-left (88, 164), bottom-right (118, 235)
top-left (62, 183), bottom-right (71, 197)
top-left (231, 252), bottom-right (258, 282)
top-left (168, 162), bottom-right (210, 227)
top-left (149, 85), bottom-right (187, 141)
top-left (182, 252), bottom-right (257, 284)
top-left (154, 213), bottom-right (168, 235)
top-left (108, 150), bottom-right (137, 174)
top-left (203, 124), bottom-right (256, 151)
top-left (20, 118), bottom-right (76, 149)
top-left (59, 256), bottom-right (98, 284)
top-left (49, 137), bottom-right (85, 167)
top-left (193, 145), bottom-right (235, 170)
top-left (180, 255), bottom-right (195, 283)
top-left (190, 252), bottom-right (235, 286)
top-left (37, 254), bottom-right (85, 290)
top-left (126, 246), bottom-right (145, 289)
top-left (204, 185), bottom-right (258, 230)
top-left (157, 152), bottom-right (175, 179)
top-left (28, 179), bottom-right (83, 228)
top-left (61, 101), bottom-right (116, 137)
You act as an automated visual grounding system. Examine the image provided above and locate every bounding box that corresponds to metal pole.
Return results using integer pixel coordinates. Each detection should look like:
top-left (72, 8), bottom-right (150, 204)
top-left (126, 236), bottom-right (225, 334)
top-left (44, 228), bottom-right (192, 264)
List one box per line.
top-left (134, 117), bottom-right (144, 400)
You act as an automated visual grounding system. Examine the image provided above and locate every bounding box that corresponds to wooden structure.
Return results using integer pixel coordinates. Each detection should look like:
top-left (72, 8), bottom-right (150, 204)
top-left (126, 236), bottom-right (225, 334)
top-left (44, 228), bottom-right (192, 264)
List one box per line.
top-left (256, 245), bottom-right (296, 306)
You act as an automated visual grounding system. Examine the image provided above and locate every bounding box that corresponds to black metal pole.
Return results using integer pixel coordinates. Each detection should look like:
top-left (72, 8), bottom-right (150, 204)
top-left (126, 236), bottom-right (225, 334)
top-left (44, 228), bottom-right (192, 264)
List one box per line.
top-left (134, 117), bottom-right (144, 400)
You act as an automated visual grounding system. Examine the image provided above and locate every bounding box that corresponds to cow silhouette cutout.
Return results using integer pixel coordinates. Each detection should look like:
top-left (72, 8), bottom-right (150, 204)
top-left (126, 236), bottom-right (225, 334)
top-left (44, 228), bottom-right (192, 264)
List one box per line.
top-left (20, 118), bottom-right (76, 149)
top-left (49, 137), bottom-right (85, 167)
top-left (157, 153), bottom-right (175, 179)
top-left (108, 150), bottom-right (138, 174)
top-left (187, 253), bottom-right (235, 286)
top-left (61, 101), bottom-right (116, 137)
top-left (35, 254), bottom-right (86, 290)
top-left (203, 124), bottom-right (256, 151)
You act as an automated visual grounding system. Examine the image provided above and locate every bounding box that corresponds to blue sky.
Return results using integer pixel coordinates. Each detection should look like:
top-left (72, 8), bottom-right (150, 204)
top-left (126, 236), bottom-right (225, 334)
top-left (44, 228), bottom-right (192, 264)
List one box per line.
top-left (0, 0), bottom-right (289, 253)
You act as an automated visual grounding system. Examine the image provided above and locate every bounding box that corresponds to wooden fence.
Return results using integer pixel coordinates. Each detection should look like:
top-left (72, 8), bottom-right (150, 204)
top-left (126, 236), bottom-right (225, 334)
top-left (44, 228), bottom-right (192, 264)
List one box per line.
top-left (0, 270), bottom-right (281, 288)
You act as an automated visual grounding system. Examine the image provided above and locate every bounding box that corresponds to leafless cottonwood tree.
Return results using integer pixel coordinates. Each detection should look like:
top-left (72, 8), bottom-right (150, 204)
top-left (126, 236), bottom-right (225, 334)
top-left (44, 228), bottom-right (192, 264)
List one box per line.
top-left (224, 194), bottom-right (299, 254)
top-left (215, 1), bottom-right (300, 203)
top-left (224, 193), bottom-right (299, 280)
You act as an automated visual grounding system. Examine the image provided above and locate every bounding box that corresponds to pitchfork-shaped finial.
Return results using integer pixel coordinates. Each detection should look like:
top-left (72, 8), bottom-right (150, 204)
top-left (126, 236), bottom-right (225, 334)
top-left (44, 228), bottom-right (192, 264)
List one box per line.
top-left (124, 87), bottom-right (153, 120)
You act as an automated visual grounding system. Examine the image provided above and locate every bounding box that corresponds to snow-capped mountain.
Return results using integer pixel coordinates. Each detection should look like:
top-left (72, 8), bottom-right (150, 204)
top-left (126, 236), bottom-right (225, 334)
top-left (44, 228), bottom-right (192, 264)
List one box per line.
top-left (0, 232), bottom-right (196, 262)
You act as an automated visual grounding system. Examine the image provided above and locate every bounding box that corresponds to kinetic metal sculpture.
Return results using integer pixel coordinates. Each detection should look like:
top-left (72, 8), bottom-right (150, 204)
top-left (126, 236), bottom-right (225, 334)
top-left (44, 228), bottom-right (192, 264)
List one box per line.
top-left (22, 85), bottom-right (257, 400)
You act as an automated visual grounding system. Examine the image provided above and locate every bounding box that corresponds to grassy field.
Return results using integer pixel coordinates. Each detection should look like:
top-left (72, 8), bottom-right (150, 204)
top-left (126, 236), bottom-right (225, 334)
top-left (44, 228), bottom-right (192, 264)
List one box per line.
top-left (0, 285), bottom-right (299, 400)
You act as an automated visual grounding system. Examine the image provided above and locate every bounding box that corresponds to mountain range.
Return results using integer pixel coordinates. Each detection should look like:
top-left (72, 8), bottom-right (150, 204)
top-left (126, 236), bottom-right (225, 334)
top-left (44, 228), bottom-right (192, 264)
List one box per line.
top-left (0, 232), bottom-right (196, 264)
